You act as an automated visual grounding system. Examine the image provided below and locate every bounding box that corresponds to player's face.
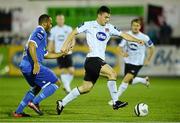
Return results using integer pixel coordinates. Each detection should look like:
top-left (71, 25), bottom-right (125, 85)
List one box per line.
top-left (131, 22), bottom-right (141, 33)
top-left (46, 17), bottom-right (52, 32)
top-left (98, 12), bottom-right (110, 26)
top-left (56, 15), bottom-right (65, 26)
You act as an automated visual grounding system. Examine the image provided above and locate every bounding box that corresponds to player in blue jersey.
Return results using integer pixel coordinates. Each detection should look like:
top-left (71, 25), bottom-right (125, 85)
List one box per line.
top-left (13, 14), bottom-right (68, 118)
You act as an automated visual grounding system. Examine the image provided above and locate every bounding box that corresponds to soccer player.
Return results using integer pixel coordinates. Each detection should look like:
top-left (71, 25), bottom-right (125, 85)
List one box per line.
top-left (13, 14), bottom-right (68, 117)
top-left (56, 6), bottom-right (145, 115)
top-left (109, 18), bottom-right (155, 105)
top-left (48, 14), bottom-right (75, 93)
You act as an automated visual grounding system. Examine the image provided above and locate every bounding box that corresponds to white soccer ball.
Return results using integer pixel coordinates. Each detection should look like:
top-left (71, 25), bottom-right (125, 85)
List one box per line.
top-left (134, 103), bottom-right (149, 117)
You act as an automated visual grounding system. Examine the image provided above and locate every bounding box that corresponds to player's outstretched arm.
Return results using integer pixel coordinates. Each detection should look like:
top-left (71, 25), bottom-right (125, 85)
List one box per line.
top-left (120, 32), bottom-right (144, 45)
top-left (47, 40), bottom-right (55, 53)
top-left (144, 45), bottom-right (155, 66)
top-left (28, 41), bottom-right (40, 74)
top-left (44, 52), bottom-right (67, 59)
top-left (61, 29), bottom-right (78, 53)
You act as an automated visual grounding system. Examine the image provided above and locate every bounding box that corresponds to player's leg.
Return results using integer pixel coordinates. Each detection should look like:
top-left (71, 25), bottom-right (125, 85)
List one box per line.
top-left (100, 64), bottom-right (118, 104)
top-left (56, 57), bottom-right (100, 115)
top-left (100, 64), bottom-right (128, 109)
top-left (128, 65), bottom-right (149, 86)
top-left (117, 73), bottom-right (134, 98)
top-left (29, 66), bottom-right (60, 115)
top-left (131, 76), bottom-right (150, 87)
top-left (14, 90), bottom-right (35, 117)
top-left (13, 73), bottom-right (39, 117)
top-left (61, 81), bottom-right (93, 106)
top-left (56, 80), bottom-right (94, 115)
top-left (117, 64), bottom-right (142, 99)
top-left (58, 55), bottom-right (74, 93)
top-left (65, 55), bottom-right (74, 92)
top-left (61, 67), bottom-right (74, 93)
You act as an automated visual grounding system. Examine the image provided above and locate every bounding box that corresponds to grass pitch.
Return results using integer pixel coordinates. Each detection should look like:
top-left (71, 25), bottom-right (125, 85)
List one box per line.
top-left (0, 76), bottom-right (180, 122)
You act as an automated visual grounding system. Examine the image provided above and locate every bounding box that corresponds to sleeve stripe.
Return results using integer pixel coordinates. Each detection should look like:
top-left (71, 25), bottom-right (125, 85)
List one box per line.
top-left (28, 40), bottom-right (38, 48)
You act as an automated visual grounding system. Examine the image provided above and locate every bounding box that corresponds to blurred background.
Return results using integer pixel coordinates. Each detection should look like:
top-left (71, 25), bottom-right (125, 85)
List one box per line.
top-left (0, 0), bottom-right (180, 77)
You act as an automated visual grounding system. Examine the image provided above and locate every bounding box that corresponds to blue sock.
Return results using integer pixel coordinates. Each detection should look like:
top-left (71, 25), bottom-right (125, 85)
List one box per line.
top-left (16, 91), bottom-right (35, 113)
top-left (33, 84), bottom-right (58, 104)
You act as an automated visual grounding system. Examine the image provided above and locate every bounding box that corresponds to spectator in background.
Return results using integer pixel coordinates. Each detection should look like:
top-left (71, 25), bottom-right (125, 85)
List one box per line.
top-left (159, 21), bottom-right (172, 45)
top-left (11, 34), bottom-right (22, 45)
top-left (146, 21), bottom-right (159, 44)
top-left (0, 36), bottom-right (3, 45)
top-left (3, 33), bottom-right (12, 45)
top-left (138, 17), bottom-right (144, 32)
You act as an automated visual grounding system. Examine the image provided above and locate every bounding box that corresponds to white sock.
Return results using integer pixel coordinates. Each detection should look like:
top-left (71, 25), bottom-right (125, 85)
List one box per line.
top-left (67, 74), bottom-right (74, 83)
top-left (117, 82), bottom-right (128, 98)
top-left (62, 87), bottom-right (80, 106)
top-left (107, 80), bottom-right (118, 104)
top-left (61, 74), bottom-right (72, 92)
top-left (132, 77), bottom-right (146, 85)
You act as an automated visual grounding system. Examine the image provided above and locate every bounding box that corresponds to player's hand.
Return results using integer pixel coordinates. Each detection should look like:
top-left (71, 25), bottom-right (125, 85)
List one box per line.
top-left (138, 40), bottom-right (145, 45)
top-left (60, 51), bottom-right (68, 57)
top-left (61, 47), bottom-right (70, 54)
top-left (33, 62), bottom-right (40, 74)
top-left (144, 59), bottom-right (150, 66)
top-left (60, 48), bottom-right (66, 53)
top-left (61, 46), bottom-right (73, 54)
top-left (121, 52), bottom-right (129, 57)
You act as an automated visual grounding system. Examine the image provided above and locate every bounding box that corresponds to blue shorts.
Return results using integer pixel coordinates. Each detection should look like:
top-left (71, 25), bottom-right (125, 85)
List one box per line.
top-left (21, 65), bottom-right (58, 88)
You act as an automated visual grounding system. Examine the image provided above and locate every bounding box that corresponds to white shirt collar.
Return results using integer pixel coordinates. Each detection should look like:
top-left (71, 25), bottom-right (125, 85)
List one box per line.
top-left (37, 25), bottom-right (45, 31)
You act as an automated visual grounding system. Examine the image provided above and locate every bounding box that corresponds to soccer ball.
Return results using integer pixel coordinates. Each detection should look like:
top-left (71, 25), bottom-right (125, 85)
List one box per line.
top-left (134, 103), bottom-right (149, 117)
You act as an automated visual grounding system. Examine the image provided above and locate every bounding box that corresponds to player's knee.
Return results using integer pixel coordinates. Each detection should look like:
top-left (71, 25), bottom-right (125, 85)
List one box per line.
top-left (68, 68), bottom-right (74, 75)
top-left (123, 73), bottom-right (134, 83)
top-left (108, 71), bottom-right (117, 80)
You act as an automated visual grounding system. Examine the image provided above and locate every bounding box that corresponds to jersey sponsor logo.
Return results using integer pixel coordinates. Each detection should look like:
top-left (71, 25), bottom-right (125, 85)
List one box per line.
top-left (148, 40), bottom-right (153, 45)
top-left (128, 43), bottom-right (138, 51)
top-left (57, 35), bottom-right (65, 42)
top-left (36, 31), bottom-right (44, 40)
top-left (96, 32), bottom-right (107, 41)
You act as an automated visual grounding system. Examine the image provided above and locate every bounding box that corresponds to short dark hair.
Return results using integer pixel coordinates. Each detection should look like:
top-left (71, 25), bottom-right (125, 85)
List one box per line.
top-left (56, 13), bottom-right (64, 17)
top-left (38, 14), bottom-right (50, 25)
top-left (131, 18), bottom-right (141, 25)
top-left (97, 6), bottom-right (110, 14)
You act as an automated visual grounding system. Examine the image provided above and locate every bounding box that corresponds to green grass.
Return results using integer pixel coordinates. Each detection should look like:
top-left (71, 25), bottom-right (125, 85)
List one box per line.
top-left (0, 76), bottom-right (180, 122)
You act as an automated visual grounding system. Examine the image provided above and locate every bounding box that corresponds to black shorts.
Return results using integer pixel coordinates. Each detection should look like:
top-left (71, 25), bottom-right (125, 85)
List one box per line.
top-left (57, 54), bottom-right (73, 68)
top-left (84, 57), bottom-right (106, 84)
top-left (124, 63), bottom-right (143, 77)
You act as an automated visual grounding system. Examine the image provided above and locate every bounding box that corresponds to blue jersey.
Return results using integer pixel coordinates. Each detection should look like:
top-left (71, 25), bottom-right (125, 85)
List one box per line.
top-left (19, 26), bottom-right (58, 88)
top-left (20, 26), bottom-right (48, 73)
